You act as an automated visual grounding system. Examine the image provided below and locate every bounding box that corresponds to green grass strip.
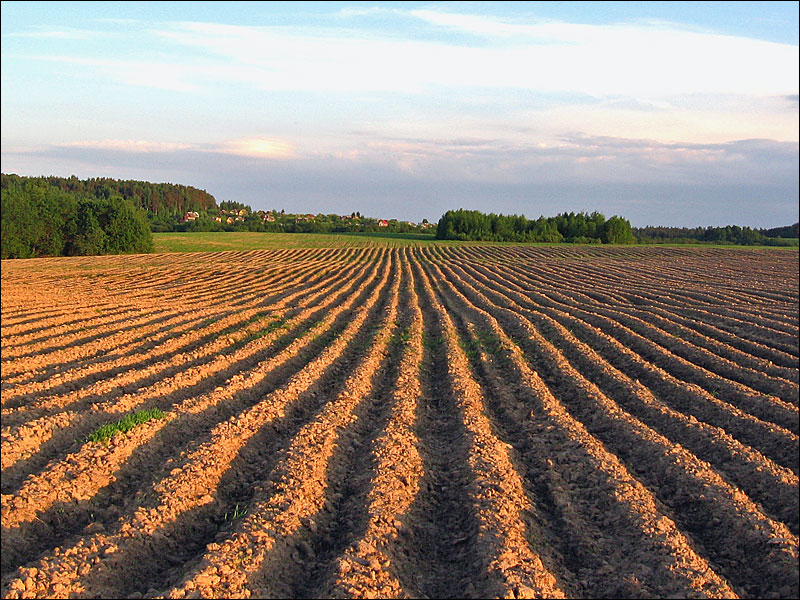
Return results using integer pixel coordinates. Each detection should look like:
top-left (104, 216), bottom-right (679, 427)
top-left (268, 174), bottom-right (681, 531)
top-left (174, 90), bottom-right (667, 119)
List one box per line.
top-left (86, 408), bottom-right (167, 444)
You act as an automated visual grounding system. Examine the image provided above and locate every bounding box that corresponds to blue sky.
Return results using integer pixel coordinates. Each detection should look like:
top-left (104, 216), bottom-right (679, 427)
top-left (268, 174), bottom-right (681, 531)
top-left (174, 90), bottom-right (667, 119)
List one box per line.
top-left (2, 1), bottom-right (798, 227)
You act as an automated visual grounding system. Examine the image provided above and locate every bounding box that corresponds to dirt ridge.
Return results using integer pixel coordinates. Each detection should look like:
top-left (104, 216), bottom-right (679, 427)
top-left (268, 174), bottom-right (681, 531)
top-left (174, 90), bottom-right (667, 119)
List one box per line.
top-left (2, 245), bottom-right (797, 599)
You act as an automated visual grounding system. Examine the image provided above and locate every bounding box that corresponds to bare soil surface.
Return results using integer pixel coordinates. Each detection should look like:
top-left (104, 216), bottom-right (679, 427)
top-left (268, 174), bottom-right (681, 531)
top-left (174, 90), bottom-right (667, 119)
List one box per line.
top-left (2, 245), bottom-right (798, 599)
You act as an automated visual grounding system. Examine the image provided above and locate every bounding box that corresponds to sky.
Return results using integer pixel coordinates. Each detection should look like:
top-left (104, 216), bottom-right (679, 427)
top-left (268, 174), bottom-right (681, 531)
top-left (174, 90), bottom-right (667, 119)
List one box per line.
top-left (1, 1), bottom-right (798, 227)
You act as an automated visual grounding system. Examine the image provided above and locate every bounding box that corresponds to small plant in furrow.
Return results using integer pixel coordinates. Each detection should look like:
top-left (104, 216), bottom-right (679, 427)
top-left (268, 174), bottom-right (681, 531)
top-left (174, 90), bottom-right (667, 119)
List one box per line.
top-left (221, 504), bottom-right (249, 525)
top-left (421, 331), bottom-right (443, 350)
top-left (457, 335), bottom-right (480, 361)
top-left (392, 324), bottom-right (413, 344)
top-left (244, 318), bottom-right (289, 342)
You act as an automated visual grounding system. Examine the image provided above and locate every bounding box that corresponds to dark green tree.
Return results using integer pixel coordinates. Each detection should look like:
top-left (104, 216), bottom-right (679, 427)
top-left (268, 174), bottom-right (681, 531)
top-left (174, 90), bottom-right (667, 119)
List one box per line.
top-left (601, 216), bottom-right (635, 244)
top-left (71, 200), bottom-right (108, 256)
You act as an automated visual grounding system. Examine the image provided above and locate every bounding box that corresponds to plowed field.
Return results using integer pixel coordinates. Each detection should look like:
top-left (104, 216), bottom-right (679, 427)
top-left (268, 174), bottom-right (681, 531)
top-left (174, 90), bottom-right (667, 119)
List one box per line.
top-left (2, 245), bottom-right (798, 599)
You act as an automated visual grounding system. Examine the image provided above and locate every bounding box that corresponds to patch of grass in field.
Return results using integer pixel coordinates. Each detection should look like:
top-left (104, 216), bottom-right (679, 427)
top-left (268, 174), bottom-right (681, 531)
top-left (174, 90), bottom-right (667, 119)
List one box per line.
top-left (263, 316), bottom-right (289, 334)
top-left (151, 231), bottom-right (555, 253)
top-left (340, 231), bottom-right (437, 242)
top-left (153, 231), bottom-right (440, 253)
top-left (86, 408), bottom-right (167, 444)
top-left (458, 327), bottom-right (504, 363)
top-left (156, 230), bottom-right (800, 255)
top-left (422, 331), bottom-right (444, 351)
top-left (458, 335), bottom-right (481, 361)
top-left (475, 328), bottom-right (503, 355)
top-left (246, 317), bottom-right (289, 341)
top-left (154, 230), bottom-right (796, 255)
top-left (392, 324), bottom-right (413, 345)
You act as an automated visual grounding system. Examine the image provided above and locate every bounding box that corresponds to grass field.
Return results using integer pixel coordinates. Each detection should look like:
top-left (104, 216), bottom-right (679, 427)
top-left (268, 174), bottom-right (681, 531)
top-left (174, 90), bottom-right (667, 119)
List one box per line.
top-left (153, 231), bottom-right (441, 252)
top-left (153, 231), bottom-right (799, 253)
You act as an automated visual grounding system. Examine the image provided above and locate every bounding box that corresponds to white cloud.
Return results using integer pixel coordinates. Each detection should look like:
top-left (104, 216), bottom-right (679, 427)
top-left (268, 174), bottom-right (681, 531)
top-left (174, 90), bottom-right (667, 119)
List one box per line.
top-left (31, 137), bottom-right (298, 160)
top-left (57, 139), bottom-right (194, 153)
top-left (12, 10), bottom-right (797, 145)
top-left (335, 6), bottom-right (403, 19)
top-left (528, 95), bottom-right (799, 144)
top-left (4, 6), bottom-right (797, 172)
top-left (149, 13), bottom-right (798, 98)
top-left (217, 138), bottom-right (297, 159)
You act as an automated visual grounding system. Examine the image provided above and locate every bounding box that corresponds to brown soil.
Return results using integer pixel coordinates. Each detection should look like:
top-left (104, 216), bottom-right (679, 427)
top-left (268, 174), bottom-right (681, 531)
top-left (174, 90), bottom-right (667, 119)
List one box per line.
top-left (2, 245), bottom-right (797, 599)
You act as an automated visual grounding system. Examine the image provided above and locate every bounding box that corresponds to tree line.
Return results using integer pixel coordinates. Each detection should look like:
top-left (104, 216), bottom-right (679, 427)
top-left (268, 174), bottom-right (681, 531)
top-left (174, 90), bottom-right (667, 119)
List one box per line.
top-left (3, 173), bottom-right (796, 258)
top-left (435, 209), bottom-right (798, 247)
top-left (2, 175), bottom-right (154, 258)
top-left (435, 209), bottom-right (636, 244)
top-left (1, 174), bottom-right (216, 215)
top-left (633, 224), bottom-right (798, 246)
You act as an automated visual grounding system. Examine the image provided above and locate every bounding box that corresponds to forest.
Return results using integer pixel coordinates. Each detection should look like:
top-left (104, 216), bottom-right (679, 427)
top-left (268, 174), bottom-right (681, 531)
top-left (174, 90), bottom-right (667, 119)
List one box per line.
top-left (633, 224), bottom-right (798, 246)
top-left (1, 174), bottom-right (216, 214)
top-left (435, 209), bottom-right (636, 244)
top-left (1, 175), bottom-right (154, 259)
top-left (435, 209), bottom-right (798, 247)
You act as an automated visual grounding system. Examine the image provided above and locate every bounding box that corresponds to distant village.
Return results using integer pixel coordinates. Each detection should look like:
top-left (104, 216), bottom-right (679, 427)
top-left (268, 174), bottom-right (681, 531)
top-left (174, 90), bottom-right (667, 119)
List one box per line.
top-left (175, 206), bottom-right (436, 234)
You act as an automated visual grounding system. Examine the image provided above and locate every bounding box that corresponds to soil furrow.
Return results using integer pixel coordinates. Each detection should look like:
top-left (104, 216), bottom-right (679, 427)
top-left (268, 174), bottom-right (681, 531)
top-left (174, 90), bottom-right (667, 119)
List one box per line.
top-left (2, 244), bottom-right (797, 600)
top-left (572, 303), bottom-right (799, 415)
top-left (0, 308), bottom-right (181, 380)
top-left (459, 260), bottom-right (800, 470)
top-left (426, 255), bottom-right (738, 599)
top-left (0, 251), bottom-right (396, 597)
top-left (0, 257), bottom-right (378, 493)
top-left (443, 260), bottom-right (799, 535)
top-left (0, 254), bottom-right (388, 575)
top-left (319, 255), bottom-right (427, 599)
top-left (163, 250), bottom-right (403, 599)
top-left (0, 256), bottom-right (356, 419)
top-left (401, 254), bottom-right (566, 599)
top-left (532, 256), bottom-right (796, 322)
top-left (504, 258), bottom-right (799, 355)
top-left (462, 282), bottom-right (799, 597)
top-left (506, 256), bottom-right (799, 352)
top-left (1, 305), bottom-right (161, 352)
top-left (632, 305), bottom-right (799, 385)
top-left (592, 301), bottom-right (798, 398)
top-left (0, 259), bottom-right (325, 384)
